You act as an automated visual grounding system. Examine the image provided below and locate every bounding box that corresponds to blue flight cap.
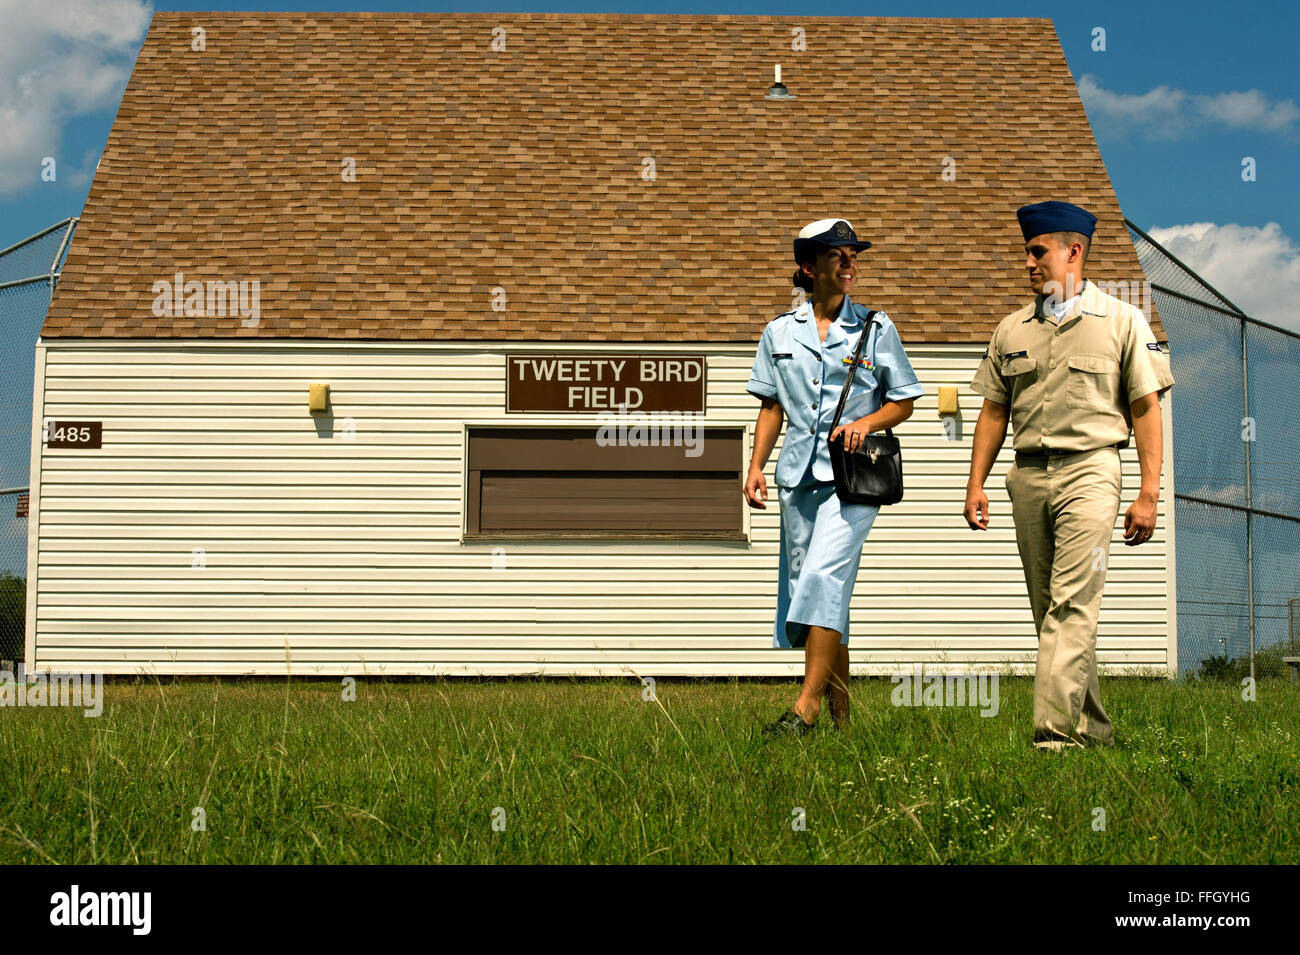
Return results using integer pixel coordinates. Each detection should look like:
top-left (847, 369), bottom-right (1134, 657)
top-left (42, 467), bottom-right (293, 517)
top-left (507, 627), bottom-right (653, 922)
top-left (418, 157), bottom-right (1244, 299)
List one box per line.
top-left (793, 217), bottom-right (871, 262)
top-left (1016, 201), bottom-right (1098, 241)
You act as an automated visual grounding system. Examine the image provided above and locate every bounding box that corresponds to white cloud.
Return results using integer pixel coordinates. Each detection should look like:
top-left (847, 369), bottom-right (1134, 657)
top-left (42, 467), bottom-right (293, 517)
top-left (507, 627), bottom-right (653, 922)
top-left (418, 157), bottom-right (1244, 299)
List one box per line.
top-left (0, 0), bottom-right (151, 197)
top-left (1147, 222), bottom-right (1300, 332)
top-left (1198, 89), bottom-right (1300, 131)
top-left (1078, 75), bottom-right (1300, 140)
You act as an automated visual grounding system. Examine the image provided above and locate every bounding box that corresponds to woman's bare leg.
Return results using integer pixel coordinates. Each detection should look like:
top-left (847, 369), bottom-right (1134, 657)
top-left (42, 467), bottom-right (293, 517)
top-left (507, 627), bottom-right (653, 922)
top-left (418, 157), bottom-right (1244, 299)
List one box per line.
top-left (794, 625), bottom-right (841, 723)
top-left (826, 643), bottom-right (850, 727)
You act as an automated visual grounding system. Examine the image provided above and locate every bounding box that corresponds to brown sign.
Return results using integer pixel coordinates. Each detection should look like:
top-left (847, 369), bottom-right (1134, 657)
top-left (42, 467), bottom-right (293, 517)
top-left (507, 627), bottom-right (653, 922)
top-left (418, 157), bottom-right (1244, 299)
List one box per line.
top-left (16, 493), bottom-right (27, 518)
top-left (506, 354), bottom-right (706, 413)
top-left (47, 420), bottom-right (102, 449)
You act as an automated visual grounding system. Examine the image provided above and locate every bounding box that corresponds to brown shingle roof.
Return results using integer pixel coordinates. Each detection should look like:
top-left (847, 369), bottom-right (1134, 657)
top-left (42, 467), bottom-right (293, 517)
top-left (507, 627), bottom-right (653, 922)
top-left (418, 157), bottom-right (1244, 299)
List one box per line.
top-left (42, 12), bottom-right (1164, 343)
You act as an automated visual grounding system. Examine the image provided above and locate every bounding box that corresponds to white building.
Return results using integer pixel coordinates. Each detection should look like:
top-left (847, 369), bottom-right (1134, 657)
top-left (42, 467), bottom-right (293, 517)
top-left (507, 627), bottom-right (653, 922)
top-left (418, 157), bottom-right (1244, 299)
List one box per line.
top-left (26, 12), bottom-right (1176, 676)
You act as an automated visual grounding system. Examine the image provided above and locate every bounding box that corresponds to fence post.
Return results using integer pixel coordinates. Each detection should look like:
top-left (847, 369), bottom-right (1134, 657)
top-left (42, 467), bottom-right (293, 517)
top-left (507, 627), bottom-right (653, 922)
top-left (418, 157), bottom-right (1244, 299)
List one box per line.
top-left (1241, 316), bottom-right (1255, 684)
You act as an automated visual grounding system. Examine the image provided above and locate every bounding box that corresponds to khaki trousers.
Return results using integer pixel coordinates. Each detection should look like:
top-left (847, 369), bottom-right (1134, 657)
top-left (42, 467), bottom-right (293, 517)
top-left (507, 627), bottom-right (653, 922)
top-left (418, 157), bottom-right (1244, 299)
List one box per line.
top-left (1005, 447), bottom-right (1121, 745)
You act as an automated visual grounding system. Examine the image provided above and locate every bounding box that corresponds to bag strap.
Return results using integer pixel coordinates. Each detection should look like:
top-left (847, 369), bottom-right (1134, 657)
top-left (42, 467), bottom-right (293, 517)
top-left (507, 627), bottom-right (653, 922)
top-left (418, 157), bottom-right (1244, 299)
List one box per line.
top-left (829, 309), bottom-right (892, 438)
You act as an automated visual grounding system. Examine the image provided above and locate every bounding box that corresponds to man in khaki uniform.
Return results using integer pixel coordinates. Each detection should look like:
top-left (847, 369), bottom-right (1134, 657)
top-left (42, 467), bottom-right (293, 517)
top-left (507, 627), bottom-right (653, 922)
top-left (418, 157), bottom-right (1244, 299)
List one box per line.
top-left (963, 201), bottom-right (1174, 751)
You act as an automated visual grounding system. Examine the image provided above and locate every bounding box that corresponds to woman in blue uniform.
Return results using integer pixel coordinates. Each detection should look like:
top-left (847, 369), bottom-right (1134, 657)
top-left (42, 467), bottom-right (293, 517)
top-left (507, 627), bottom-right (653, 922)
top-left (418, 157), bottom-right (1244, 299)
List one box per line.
top-left (743, 218), bottom-right (924, 735)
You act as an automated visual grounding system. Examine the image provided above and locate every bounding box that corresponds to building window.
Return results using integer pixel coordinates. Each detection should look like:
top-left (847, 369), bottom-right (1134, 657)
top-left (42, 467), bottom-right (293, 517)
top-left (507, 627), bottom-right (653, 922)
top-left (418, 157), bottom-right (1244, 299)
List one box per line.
top-left (465, 426), bottom-right (745, 538)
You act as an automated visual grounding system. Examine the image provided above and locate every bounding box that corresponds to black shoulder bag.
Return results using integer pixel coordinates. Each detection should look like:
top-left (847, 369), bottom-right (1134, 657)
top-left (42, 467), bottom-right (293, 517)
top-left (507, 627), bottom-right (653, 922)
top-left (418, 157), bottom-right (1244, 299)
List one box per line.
top-left (827, 311), bottom-right (904, 506)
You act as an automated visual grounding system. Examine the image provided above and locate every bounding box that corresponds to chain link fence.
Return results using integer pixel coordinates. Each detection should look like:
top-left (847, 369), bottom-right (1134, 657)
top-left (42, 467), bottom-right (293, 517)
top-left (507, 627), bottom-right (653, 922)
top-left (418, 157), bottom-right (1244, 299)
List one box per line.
top-left (1, 218), bottom-right (78, 662)
top-left (1128, 219), bottom-right (1300, 679)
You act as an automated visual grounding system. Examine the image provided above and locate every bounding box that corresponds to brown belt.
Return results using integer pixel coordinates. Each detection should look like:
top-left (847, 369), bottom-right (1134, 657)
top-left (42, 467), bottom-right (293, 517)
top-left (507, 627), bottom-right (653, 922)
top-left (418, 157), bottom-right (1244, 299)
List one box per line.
top-left (1014, 442), bottom-right (1124, 465)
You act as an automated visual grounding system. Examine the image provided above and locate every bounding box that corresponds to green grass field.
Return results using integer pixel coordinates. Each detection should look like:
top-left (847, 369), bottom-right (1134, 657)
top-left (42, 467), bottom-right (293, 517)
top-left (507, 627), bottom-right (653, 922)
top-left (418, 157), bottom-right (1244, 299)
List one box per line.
top-left (0, 676), bottom-right (1295, 864)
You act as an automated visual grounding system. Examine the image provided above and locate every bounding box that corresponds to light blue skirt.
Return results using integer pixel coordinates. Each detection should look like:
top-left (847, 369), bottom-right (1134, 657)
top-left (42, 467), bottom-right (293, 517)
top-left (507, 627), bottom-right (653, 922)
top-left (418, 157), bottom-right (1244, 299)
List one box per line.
top-left (773, 470), bottom-right (879, 648)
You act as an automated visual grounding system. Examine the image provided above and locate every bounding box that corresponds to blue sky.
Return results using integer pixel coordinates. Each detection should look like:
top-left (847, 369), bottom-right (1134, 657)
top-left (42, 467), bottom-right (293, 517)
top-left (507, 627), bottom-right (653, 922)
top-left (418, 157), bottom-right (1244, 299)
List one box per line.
top-left (2, 0), bottom-right (1298, 326)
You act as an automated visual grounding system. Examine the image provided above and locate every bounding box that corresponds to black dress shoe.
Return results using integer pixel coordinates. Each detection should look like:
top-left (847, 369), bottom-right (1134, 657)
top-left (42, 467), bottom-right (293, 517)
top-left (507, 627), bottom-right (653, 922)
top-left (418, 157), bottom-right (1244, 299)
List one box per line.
top-left (763, 708), bottom-right (815, 737)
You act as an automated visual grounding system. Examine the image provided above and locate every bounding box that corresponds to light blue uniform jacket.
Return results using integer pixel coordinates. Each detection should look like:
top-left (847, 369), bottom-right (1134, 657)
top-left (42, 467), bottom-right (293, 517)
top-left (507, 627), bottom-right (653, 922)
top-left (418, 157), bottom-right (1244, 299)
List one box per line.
top-left (747, 294), bottom-right (924, 486)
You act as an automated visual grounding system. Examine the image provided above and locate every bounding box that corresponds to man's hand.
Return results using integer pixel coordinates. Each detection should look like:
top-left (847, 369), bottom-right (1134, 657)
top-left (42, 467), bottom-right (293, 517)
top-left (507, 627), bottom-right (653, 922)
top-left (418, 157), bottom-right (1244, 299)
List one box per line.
top-left (744, 466), bottom-right (769, 509)
top-left (1123, 492), bottom-right (1157, 545)
top-left (964, 399), bottom-right (1008, 532)
top-left (1126, 391), bottom-right (1163, 547)
top-left (963, 484), bottom-right (990, 530)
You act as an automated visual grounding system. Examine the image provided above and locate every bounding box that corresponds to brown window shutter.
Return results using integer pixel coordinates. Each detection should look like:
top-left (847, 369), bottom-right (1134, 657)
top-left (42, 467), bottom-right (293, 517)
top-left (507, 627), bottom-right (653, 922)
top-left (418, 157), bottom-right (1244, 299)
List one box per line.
top-left (466, 427), bottom-right (744, 539)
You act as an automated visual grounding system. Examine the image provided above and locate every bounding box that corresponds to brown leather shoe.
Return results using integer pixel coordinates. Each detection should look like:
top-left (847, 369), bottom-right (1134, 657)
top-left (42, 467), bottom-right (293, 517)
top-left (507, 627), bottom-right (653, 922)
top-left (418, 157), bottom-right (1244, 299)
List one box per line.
top-left (1033, 730), bottom-right (1085, 751)
top-left (1033, 738), bottom-right (1083, 752)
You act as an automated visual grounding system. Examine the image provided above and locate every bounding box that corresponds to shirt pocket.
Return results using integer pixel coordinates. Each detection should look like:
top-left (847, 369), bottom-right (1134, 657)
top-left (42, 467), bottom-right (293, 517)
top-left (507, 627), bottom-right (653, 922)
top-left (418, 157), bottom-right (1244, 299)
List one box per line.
top-left (999, 354), bottom-right (1038, 400)
top-left (770, 351), bottom-right (796, 388)
top-left (767, 348), bottom-right (795, 387)
top-left (1000, 355), bottom-right (1037, 379)
top-left (1065, 354), bottom-right (1119, 410)
top-left (836, 360), bottom-right (878, 408)
top-left (837, 367), bottom-right (879, 423)
top-left (844, 365), bottom-right (878, 393)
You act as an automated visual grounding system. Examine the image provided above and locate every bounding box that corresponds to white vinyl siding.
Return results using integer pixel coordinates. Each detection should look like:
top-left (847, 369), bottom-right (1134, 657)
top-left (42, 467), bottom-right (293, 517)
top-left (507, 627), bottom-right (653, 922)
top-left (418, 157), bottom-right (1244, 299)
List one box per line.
top-left (27, 341), bottom-right (1175, 676)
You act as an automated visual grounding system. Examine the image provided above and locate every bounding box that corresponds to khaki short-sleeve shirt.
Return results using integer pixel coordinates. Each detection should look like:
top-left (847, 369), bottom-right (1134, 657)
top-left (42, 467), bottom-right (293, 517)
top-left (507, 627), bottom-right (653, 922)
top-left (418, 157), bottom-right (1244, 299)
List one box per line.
top-left (969, 280), bottom-right (1174, 453)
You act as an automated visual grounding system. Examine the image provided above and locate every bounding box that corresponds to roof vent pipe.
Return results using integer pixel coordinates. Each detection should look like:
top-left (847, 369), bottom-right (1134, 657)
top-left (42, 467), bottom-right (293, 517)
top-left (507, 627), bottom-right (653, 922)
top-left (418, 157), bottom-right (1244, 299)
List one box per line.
top-left (765, 64), bottom-right (795, 99)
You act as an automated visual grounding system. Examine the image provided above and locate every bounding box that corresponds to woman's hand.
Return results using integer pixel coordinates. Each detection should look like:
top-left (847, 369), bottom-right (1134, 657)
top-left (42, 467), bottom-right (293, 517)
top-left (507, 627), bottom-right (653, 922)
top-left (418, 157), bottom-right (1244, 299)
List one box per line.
top-left (744, 466), bottom-right (769, 509)
top-left (829, 418), bottom-right (872, 453)
top-left (832, 401), bottom-right (913, 452)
